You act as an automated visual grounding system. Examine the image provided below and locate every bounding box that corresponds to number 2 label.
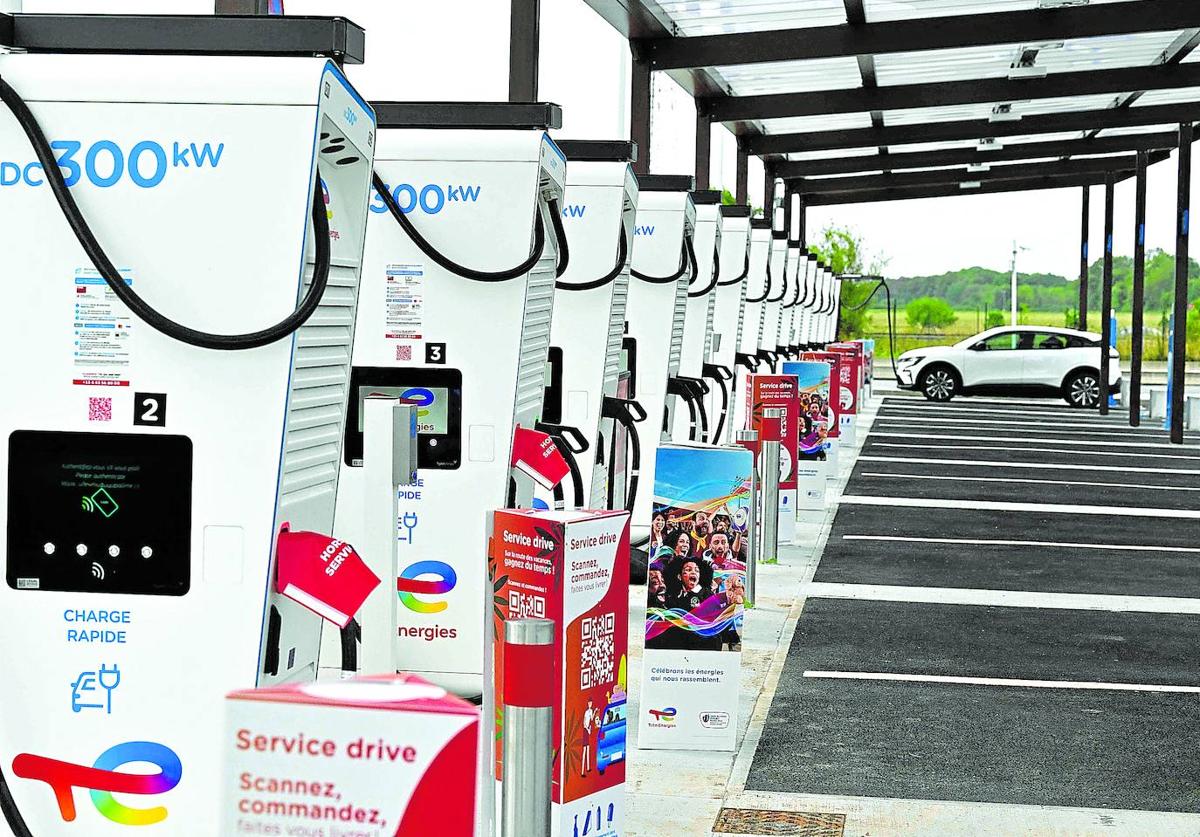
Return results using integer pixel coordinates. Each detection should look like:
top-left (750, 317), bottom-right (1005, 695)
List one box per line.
top-left (133, 392), bottom-right (167, 427)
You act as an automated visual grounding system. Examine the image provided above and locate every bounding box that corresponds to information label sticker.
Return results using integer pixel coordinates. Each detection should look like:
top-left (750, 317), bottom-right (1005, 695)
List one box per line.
top-left (72, 268), bottom-right (133, 387)
top-left (385, 263), bottom-right (424, 362)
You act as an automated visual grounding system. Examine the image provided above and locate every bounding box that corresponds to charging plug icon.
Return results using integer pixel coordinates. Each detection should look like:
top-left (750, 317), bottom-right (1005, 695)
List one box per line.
top-left (98, 664), bottom-right (121, 714)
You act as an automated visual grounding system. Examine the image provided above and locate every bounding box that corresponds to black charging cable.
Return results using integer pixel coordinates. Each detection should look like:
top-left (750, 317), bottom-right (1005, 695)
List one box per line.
top-left (374, 172), bottom-right (568, 282)
top-left (557, 226), bottom-right (627, 292)
top-left (0, 76), bottom-right (332, 351)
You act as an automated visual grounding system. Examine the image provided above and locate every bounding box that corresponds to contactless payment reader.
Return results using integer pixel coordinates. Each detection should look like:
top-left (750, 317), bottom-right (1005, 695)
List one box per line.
top-left (0, 13), bottom-right (375, 835)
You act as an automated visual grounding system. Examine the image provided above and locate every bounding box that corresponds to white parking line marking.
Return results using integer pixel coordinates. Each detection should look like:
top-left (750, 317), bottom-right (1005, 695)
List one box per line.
top-left (860, 455), bottom-right (1200, 475)
top-left (802, 670), bottom-right (1200, 694)
top-left (840, 494), bottom-right (1200, 518)
top-left (842, 534), bottom-right (1200, 553)
top-left (879, 407), bottom-right (1134, 424)
top-left (866, 442), bottom-right (1200, 461)
top-left (859, 472), bottom-right (1200, 492)
top-left (871, 431), bottom-right (1191, 450)
top-left (874, 420), bottom-right (1170, 440)
top-left (804, 581), bottom-right (1200, 612)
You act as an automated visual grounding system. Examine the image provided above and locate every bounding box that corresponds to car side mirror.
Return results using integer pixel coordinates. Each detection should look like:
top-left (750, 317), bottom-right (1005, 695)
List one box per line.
top-left (969, 343), bottom-right (986, 352)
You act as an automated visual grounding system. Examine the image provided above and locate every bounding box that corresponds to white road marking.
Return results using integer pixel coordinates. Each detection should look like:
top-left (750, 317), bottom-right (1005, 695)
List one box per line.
top-left (842, 534), bottom-right (1200, 553)
top-left (804, 580), bottom-right (1200, 612)
top-left (860, 454), bottom-right (1200, 475)
top-left (874, 418), bottom-right (1171, 439)
top-left (871, 431), bottom-right (1191, 450)
top-left (840, 493), bottom-right (1200, 518)
top-left (859, 472), bottom-right (1200, 493)
top-left (866, 441), bottom-right (1200, 461)
top-left (802, 670), bottom-right (1200, 694)
top-left (880, 405), bottom-right (1132, 424)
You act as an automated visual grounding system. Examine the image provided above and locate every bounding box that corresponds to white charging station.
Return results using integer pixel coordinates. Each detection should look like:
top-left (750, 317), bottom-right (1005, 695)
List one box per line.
top-left (625, 175), bottom-right (696, 533)
top-left (0, 14), bottom-right (374, 835)
top-left (778, 237), bottom-right (802, 359)
top-left (548, 140), bottom-right (641, 510)
top-left (732, 217), bottom-right (773, 434)
top-left (329, 102), bottom-right (567, 694)
top-left (761, 228), bottom-right (789, 372)
top-left (673, 190), bottom-right (723, 443)
top-left (706, 205), bottom-right (751, 445)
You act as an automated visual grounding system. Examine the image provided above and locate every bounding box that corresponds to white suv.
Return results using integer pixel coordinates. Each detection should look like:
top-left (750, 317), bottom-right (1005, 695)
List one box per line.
top-left (895, 326), bottom-right (1121, 408)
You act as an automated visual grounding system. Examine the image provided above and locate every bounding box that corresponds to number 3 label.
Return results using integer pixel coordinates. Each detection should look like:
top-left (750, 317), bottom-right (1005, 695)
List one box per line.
top-left (133, 392), bottom-right (167, 427)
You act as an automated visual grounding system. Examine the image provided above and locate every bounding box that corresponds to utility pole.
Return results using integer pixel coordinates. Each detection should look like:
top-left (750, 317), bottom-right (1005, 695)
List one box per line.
top-left (1010, 240), bottom-right (1018, 327)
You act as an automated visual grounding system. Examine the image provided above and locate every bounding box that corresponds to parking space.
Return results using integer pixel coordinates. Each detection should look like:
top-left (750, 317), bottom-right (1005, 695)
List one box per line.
top-left (748, 394), bottom-right (1200, 815)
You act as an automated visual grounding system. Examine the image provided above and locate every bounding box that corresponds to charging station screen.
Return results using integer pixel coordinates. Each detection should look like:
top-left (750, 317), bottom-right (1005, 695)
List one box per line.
top-left (356, 386), bottom-right (449, 435)
top-left (6, 431), bottom-right (192, 596)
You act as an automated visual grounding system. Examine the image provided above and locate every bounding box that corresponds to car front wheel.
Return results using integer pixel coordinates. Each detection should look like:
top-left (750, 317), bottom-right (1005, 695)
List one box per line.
top-left (1063, 369), bottom-right (1101, 408)
top-left (920, 366), bottom-right (958, 402)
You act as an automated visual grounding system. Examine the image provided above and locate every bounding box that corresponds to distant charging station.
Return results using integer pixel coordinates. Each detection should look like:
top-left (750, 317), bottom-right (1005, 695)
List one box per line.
top-left (732, 218), bottom-right (773, 434)
top-left (624, 175), bottom-right (696, 535)
top-left (0, 13), bottom-right (374, 835)
top-left (331, 102), bottom-right (568, 695)
top-left (549, 140), bottom-right (642, 512)
top-left (706, 206), bottom-right (752, 445)
top-left (673, 190), bottom-right (723, 443)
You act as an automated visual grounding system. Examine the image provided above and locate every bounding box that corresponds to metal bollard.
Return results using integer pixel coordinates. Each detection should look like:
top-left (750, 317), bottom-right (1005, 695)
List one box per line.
top-left (502, 618), bottom-right (555, 837)
top-left (735, 429), bottom-right (759, 605)
top-left (759, 408), bottom-right (784, 564)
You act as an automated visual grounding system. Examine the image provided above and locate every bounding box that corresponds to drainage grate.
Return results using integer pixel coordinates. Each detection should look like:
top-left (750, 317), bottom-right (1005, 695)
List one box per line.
top-left (713, 808), bottom-right (846, 836)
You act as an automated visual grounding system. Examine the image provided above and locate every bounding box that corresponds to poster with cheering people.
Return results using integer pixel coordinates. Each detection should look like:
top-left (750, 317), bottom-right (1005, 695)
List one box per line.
top-left (639, 444), bottom-right (752, 751)
top-left (780, 360), bottom-right (832, 509)
top-left (802, 350), bottom-right (844, 475)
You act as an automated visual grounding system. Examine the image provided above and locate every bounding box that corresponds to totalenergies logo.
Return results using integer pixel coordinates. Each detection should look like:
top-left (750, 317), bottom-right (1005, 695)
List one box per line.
top-left (13, 741), bottom-right (182, 825)
top-left (648, 707), bottom-right (677, 724)
top-left (321, 177), bottom-right (333, 221)
top-left (397, 560), bottom-right (457, 613)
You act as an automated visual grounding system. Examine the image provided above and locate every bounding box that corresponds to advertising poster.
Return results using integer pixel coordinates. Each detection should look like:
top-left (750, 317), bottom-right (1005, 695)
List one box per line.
top-left (827, 343), bottom-right (863, 448)
top-left (490, 508), bottom-right (630, 837)
top-left (640, 444), bottom-right (752, 752)
top-left (746, 374), bottom-right (799, 541)
top-left (222, 674), bottom-right (479, 837)
top-left (802, 350), bottom-right (843, 477)
top-left (780, 361), bottom-right (832, 509)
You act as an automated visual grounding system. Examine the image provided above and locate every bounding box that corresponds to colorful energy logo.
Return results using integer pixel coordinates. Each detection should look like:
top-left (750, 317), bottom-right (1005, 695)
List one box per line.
top-left (367, 387), bottom-right (434, 426)
top-left (397, 560), bottom-right (457, 613)
top-left (648, 707), bottom-right (677, 724)
top-left (13, 741), bottom-right (182, 825)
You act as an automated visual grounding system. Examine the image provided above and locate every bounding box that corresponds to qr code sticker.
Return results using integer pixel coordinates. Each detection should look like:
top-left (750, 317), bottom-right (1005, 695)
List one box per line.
top-left (580, 612), bottom-right (615, 689)
top-left (396, 344), bottom-right (413, 361)
top-left (88, 397), bottom-right (112, 422)
top-left (508, 590), bottom-right (545, 620)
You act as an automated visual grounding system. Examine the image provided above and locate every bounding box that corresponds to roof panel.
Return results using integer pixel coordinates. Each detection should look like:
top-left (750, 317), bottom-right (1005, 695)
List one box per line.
top-left (1132, 86), bottom-right (1200, 107)
top-left (714, 56), bottom-right (864, 96)
top-left (660, 0), bottom-right (847, 36)
top-left (875, 29), bottom-right (1182, 87)
top-left (786, 146), bottom-right (880, 161)
top-left (1097, 123), bottom-right (1181, 137)
top-left (760, 112), bottom-right (875, 134)
top-left (865, 0), bottom-right (1139, 24)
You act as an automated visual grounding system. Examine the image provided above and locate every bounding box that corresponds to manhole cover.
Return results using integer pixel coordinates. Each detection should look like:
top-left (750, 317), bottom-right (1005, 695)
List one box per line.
top-left (713, 808), bottom-right (846, 836)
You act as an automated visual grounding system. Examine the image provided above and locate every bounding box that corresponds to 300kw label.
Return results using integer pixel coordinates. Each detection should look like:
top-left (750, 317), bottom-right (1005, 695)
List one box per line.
top-left (2, 139), bottom-right (225, 190)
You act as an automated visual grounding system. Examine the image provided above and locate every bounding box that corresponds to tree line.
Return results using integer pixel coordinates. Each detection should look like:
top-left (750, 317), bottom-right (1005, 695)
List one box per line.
top-left (875, 251), bottom-right (1200, 313)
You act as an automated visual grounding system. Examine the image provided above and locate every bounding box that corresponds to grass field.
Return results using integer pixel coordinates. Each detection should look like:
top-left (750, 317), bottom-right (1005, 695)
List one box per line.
top-left (858, 309), bottom-right (1185, 360)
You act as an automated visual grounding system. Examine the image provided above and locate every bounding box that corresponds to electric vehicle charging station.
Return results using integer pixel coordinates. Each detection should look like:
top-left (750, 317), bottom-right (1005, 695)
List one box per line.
top-left (794, 253), bottom-right (816, 352)
top-left (706, 206), bottom-right (752, 445)
top-left (780, 238), bottom-right (803, 359)
top-left (0, 12), bottom-right (374, 835)
top-left (761, 228), bottom-right (789, 373)
top-left (732, 218), bottom-right (773, 434)
top-left (673, 190), bottom-right (723, 443)
top-left (625, 175), bottom-right (696, 536)
top-left (329, 102), bottom-right (568, 696)
top-left (546, 139), bottom-right (641, 511)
